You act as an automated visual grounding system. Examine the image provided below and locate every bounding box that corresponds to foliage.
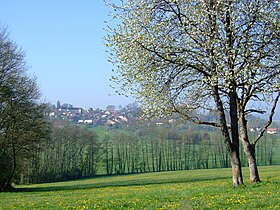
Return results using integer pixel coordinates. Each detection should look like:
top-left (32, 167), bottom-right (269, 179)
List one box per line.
top-left (28, 119), bottom-right (101, 183)
top-left (26, 123), bottom-right (280, 183)
top-left (105, 0), bottom-right (280, 185)
top-left (0, 26), bottom-right (50, 191)
top-left (0, 166), bottom-right (279, 209)
top-left (106, 0), bottom-right (279, 118)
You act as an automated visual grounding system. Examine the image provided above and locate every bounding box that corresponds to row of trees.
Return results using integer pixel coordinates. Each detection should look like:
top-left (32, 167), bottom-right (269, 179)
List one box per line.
top-left (28, 123), bottom-right (100, 183)
top-left (25, 121), bottom-right (279, 184)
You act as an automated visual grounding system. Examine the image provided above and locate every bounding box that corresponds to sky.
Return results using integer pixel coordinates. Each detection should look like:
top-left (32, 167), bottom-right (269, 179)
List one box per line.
top-left (0, 0), bottom-right (134, 109)
top-left (1, 1), bottom-right (279, 119)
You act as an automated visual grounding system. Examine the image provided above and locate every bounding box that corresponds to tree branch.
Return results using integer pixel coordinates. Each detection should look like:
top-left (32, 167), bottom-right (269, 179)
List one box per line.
top-left (253, 92), bottom-right (280, 145)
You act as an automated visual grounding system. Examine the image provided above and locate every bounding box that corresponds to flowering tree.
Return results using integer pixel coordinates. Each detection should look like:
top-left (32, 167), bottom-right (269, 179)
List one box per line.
top-left (106, 0), bottom-right (280, 186)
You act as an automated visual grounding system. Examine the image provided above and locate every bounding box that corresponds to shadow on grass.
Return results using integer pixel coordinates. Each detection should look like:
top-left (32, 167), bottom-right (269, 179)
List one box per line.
top-left (15, 175), bottom-right (230, 193)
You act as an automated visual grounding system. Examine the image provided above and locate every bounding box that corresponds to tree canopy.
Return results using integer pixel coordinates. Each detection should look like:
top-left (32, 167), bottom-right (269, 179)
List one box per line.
top-left (0, 26), bottom-right (49, 191)
top-left (106, 0), bottom-right (280, 186)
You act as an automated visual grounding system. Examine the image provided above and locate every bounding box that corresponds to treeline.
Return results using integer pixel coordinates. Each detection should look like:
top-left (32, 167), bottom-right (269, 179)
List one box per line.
top-left (21, 120), bottom-right (279, 184)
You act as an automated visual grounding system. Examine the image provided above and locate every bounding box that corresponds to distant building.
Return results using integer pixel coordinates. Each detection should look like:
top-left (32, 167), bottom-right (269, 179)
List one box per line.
top-left (49, 112), bottom-right (56, 117)
top-left (250, 128), bottom-right (255, 132)
top-left (267, 128), bottom-right (277, 134)
top-left (106, 120), bottom-right (116, 126)
top-left (249, 127), bottom-right (261, 133)
top-left (68, 107), bottom-right (83, 116)
top-left (84, 119), bottom-right (93, 124)
top-left (115, 115), bottom-right (128, 122)
top-left (77, 120), bottom-right (84, 124)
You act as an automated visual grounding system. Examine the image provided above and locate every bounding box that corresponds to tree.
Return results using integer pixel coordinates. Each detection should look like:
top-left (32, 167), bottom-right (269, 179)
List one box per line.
top-left (61, 103), bottom-right (73, 109)
top-left (57, 100), bottom-right (61, 109)
top-left (0, 26), bottom-right (49, 191)
top-left (106, 1), bottom-right (280, 186)
top-left (106, 105), bottom-right (116, 111)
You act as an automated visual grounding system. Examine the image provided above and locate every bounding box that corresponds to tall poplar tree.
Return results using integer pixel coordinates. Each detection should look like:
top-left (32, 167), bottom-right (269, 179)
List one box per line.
top-left (106, 0), bottom-right (280, 186)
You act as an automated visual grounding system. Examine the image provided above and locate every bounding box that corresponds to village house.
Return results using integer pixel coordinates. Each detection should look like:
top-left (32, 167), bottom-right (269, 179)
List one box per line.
top-left (267, 128), bottom-right (277, 134)
top-left (249, 127), bottom-right (261, 133)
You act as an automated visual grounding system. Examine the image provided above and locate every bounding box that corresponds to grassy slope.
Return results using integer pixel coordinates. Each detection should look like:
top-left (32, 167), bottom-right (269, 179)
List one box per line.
top-left (0, 166), bottom-right (279, 209)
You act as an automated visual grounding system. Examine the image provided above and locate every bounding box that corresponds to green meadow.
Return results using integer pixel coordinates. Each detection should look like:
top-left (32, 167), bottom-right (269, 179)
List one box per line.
top-left (1, 166), bottom-right (279, 210)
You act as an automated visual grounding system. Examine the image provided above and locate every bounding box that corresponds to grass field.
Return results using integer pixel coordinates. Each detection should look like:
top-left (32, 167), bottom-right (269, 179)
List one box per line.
top-left (0, 166), bottom-right (279, 209)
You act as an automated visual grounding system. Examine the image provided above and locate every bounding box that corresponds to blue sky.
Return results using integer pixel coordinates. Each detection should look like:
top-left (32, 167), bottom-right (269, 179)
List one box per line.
top-left (0, 0), bottom-right (133, 109)
top-left (1, 1), bottom-right (279, 119)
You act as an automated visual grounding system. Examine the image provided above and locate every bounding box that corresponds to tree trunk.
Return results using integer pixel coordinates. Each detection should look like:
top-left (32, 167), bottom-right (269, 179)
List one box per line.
top-left (239, 114), bottom-right (261, 183)
top-left (145, 140), bottom-right (150, 172)
top-left (1, 143), bottom-right (16, 192)
top-left (151, 141), bottom-right (155, 172)
top-left (212, 85), bottom-right (244, 186)
top-left (245, 144), bottom-right (260, 183)
top-left (230, 150), bottom-right (244, 187)
top-left (244, 146), bottom-right (261, 183)
top-left (105, 140), bottom-right (110, 175)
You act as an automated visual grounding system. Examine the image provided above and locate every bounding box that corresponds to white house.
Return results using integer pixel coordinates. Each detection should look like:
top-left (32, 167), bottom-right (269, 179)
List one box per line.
top-left (84, 119), bottom-right (93, 124)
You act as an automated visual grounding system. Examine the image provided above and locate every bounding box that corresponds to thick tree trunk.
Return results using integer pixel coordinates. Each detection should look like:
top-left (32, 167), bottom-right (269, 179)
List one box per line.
top-left (230, 150), bottom-right (244, 187)
top-left (1, 143), bottom-right (16, 192)
top-left (242, 142), bottom-right (261, 183)
top-left (239, 114), bottom-right (261, 183)
top-left (220, 122), bottom-right (244, 187)
top-left (211, 86), bottom-right (244, 186)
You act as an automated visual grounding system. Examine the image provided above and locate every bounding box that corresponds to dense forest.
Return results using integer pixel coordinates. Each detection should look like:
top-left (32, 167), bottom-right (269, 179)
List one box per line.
top-left (20, 116), bottom-right (280, 184)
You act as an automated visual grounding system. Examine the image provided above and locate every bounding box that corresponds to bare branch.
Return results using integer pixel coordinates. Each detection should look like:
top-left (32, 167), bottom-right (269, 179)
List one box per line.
top-left (253, 92), bottom-right (280, 145)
